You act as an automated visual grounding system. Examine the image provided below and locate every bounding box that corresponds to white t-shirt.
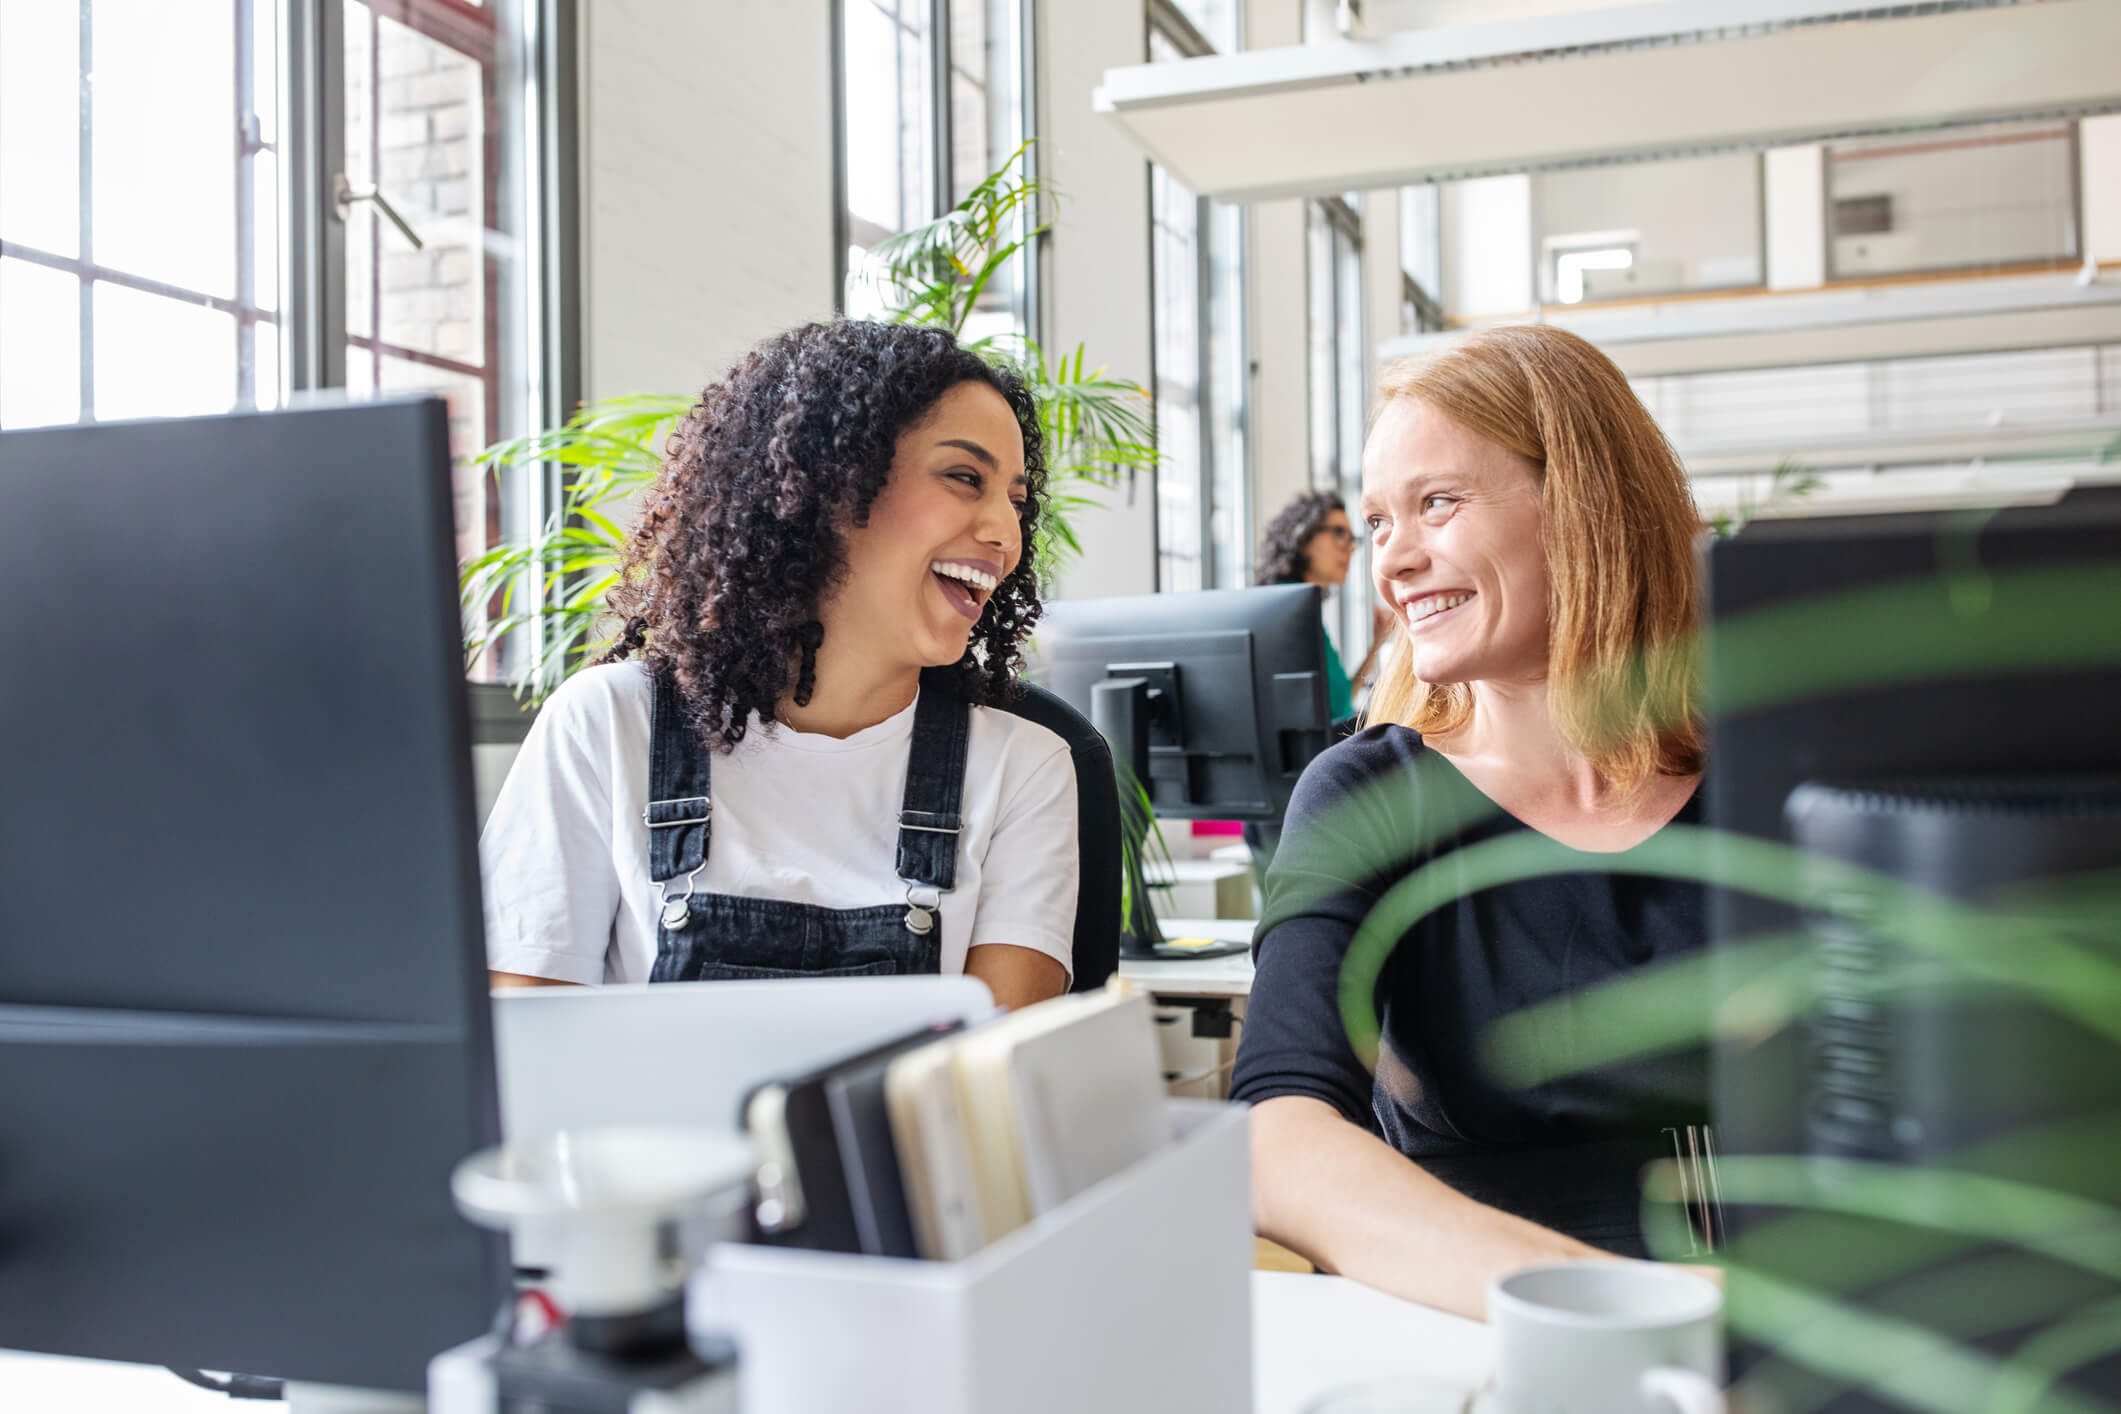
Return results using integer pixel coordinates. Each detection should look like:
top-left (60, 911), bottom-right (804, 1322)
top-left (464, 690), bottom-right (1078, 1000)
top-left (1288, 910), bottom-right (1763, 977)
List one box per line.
top-left (480, 662), bottom-right (1079, 985)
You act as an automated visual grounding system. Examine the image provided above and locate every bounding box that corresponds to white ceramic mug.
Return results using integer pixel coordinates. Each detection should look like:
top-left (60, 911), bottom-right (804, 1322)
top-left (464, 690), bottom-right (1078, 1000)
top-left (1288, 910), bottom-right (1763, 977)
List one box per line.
top-left (1487, 1262), bottom-right (1724, 1414)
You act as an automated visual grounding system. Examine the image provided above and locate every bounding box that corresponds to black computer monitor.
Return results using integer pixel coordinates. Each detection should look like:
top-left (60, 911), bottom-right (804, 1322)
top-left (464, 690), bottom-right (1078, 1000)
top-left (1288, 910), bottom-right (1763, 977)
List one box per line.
top-left (0, 399), bottom-right (503, 1393)
top-left (1032, 584), bottom-right (1332, 820)
top-left (1030, 584), bottom-right (1333, 957)
top-left (1703, 488), bottom-right (2121, 1408)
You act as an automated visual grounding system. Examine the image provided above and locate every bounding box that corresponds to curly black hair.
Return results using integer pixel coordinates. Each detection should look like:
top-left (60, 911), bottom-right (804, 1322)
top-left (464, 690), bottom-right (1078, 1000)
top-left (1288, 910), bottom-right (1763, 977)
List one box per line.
top-left (600, 320), bottom-right (1047, 752)
top-left (1253, 488), bottom-right (1346, 587)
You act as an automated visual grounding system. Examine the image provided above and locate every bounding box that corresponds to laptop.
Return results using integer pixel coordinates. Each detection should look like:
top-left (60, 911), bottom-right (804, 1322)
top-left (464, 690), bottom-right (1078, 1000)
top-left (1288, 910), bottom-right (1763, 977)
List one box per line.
top-left (494, 977), bottom-right (998, 1142)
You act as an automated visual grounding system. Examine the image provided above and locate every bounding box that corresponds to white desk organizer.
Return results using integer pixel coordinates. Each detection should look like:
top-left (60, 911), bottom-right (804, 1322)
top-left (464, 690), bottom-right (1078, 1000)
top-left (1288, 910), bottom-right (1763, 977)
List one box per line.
top-left (687, 1099), bottom-right (1253, 1414)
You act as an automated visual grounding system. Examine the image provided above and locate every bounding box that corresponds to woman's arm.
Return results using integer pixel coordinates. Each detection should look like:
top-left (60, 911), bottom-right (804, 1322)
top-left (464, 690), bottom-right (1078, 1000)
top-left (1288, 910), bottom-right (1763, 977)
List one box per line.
top-left (1250, 1095), bottom-right (1604, 1320)
top-left (489, 971), bottom-right (580, 989)
top-left (479, 669), bottom-right (630, 986)
top-left (964, 943), bottom-right (1068, 1010)
top-left (963, 728), bottom-right (1080, 1008)
top-left (1235, 737), bottom-right (1612, 1317)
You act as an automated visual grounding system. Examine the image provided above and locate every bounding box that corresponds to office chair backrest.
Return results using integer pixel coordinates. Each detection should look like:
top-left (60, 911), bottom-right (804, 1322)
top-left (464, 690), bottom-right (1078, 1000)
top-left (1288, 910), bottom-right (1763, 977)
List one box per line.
top-left (992, 682), bottom-right (1122, 991)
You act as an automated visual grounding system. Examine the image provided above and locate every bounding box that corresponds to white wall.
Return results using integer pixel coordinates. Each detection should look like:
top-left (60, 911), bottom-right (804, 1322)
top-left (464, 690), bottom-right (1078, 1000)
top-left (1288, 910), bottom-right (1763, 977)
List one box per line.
top-left (2079, 114), bottom-right (2121, 266)
top-left (1441, 174), bottom-right (1532, 317)
top-left (1038, 0), bottom-right (1156, 599)
top-left (1534, 153), bottom-right (1762, 299)
top-left (1828, 123), bottom-right (2078, 276)
top-left (1246, 1), bottom-right (1312, 555)
top-left (578, 1), bottom-right (837, 401)
top-left (1765, 144), bottom-right (1826, 290)
top-left (1363, 0), bottom-right (1626, 28)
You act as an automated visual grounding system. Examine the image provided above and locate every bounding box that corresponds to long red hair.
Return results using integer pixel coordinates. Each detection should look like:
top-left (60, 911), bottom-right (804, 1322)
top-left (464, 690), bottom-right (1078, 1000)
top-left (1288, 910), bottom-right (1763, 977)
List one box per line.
top-left (1367, 326), bottom-right (1702, 792)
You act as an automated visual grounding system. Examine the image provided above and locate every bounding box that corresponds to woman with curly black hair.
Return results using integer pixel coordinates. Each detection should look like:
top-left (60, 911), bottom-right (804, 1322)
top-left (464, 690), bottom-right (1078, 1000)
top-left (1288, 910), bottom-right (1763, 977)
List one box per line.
top-left (1256, 488), bottom-right (1393, 721)
top-left (479, 321), bottom-right (1076, 1009)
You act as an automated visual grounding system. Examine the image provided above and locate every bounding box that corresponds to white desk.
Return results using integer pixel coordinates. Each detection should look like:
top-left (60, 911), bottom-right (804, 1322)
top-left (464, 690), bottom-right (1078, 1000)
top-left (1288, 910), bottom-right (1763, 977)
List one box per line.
top-left (1253, 1271), bottom-right (1492, 1414)
top-left (0, 1272), bottom-right (1486, 1414)
top-left (1119, 916), bottom-right (1257, 999)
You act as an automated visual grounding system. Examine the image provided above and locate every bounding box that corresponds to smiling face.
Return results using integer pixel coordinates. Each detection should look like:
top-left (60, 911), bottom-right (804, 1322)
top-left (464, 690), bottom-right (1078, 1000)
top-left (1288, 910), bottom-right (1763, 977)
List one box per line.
top-left (1301, 509), bottom-right (1357, 586)
top-left (1360, 396), bottom-right (1550, 688)
top-left (823, 379), bottom-right (1028, 673)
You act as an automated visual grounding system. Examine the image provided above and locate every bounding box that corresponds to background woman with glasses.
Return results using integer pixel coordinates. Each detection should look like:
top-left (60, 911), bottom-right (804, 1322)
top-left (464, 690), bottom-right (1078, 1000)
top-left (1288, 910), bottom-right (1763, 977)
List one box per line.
top-left (1255, 489), bottom-right (1393, 722)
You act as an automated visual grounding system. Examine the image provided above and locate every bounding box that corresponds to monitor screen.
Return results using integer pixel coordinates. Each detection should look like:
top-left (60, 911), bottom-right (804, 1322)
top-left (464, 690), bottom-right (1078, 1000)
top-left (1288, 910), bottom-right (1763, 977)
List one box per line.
top-left (0, 399), bottom-right (503, 1392)
top-left (1703, 487), bottom-right (2121, 1408)
top-left (1030, 584), bottom-right (1332, 822)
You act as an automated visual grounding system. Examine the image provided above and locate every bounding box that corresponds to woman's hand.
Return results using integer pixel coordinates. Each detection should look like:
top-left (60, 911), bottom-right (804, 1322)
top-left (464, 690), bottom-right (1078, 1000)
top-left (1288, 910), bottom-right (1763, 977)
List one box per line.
top-left (1250, 1095), bottom-right (1607, 1320)
top-left (1372, 600), bottom-right (1397, 640)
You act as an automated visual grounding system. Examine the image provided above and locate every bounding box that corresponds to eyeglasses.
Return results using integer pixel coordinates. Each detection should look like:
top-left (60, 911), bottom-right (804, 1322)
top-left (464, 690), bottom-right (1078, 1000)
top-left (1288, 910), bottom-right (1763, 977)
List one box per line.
top-left (1320, 525), bottom-right (1354, 545)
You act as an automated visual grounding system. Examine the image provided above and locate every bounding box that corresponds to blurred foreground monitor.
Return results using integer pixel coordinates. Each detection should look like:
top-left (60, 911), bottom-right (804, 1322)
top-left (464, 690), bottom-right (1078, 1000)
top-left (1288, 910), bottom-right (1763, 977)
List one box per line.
top-left (1705, 488), bottom-right (2121, 1410)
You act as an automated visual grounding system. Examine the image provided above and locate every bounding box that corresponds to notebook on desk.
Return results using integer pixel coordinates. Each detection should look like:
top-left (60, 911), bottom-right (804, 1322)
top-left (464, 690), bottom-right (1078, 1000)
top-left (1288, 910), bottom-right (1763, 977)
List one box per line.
top-left (951, 985), bottom-right (1168, 1241)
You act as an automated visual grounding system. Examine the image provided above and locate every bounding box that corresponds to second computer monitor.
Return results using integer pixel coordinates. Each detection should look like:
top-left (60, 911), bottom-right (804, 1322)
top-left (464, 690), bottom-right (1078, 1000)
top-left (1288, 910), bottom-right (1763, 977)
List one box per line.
top-left (1030, 584), bottom-right (1332, 822)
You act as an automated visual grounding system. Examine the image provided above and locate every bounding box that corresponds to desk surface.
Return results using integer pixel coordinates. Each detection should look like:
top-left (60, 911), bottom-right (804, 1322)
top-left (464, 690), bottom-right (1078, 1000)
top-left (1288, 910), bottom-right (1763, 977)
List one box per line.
top-left (1253, 1271), bottom-right (1491, 1414)
top-left (0, 1272), bottom-right (1486, 1414)
top-left (1117, 916), bottom-right (1257, 998)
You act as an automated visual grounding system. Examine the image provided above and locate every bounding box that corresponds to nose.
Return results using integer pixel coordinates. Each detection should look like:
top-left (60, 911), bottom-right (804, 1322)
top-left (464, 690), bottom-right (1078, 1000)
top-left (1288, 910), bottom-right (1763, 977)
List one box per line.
top-left (976, 485), bottom-right (1022, 569)
top-left (1371, 517), bottom-right (1429, 592)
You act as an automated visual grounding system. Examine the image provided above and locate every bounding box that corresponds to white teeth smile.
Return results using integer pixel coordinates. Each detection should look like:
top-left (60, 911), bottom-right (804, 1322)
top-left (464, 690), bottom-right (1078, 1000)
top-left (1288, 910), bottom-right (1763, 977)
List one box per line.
top-left (931, 561), bottom-right (998, 597)
top-left (1405, 591), bottom-right (1471, 622)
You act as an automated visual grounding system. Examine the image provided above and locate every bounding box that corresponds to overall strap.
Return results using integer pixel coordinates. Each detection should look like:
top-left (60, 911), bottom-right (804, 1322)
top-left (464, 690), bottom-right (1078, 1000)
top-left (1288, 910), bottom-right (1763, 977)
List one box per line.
top-left (643, 669), bottom-right (712, 885)
top-left (895, 667), bottom-right (973, 891)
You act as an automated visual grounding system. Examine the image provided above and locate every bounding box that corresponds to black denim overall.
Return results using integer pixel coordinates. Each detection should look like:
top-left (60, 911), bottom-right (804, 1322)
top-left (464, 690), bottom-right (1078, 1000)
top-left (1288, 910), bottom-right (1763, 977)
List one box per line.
top-left (643, 668), bottom-right (969, 982)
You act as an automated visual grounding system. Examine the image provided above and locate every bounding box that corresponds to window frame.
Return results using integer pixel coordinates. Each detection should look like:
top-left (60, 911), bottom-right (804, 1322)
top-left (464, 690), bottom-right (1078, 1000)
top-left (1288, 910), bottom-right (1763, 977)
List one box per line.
top-left (831, 0), bottom-right (1039, 343)
top-left (283, 0), bottom-right (577, 430)
top-left (0, 0), bottom-right (283, 421)
top-left (1306, 193), bottom-right (1367, 665)
top-left (1147, 0), bottom-right (1248, 592)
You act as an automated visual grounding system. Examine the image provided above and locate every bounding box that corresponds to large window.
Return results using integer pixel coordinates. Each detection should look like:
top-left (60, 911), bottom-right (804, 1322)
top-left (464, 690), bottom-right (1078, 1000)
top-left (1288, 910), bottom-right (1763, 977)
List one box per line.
top-left (1307, 196), bottom-right (1367, 658)
top-left (1150, 1), bottom-right (1248, 593)
top-left (0, 1), bottom-right (282, 427)
top-left (0, 0), bottom-right (569, 683)
top-left (839, 0), bottom-right (1031, 342)
top-left (1399, 183), bottom-right (1444, 335)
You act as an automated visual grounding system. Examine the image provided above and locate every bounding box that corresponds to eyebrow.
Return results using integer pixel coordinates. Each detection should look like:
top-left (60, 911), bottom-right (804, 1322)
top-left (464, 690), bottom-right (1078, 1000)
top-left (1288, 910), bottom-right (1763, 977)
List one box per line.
top-left (938, 437), bottom-right (998, 470)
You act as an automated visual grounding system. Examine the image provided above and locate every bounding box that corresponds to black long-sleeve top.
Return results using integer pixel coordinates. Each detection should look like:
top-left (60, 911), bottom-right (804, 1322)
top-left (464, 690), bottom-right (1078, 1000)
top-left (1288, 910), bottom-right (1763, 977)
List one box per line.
top-left (1229, 725), bottom-right (1709, 1257)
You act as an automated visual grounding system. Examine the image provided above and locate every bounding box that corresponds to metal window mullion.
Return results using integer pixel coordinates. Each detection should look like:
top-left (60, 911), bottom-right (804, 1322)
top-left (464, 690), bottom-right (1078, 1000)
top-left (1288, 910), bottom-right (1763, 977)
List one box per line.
top-left (2068, 119), bottom-right (2085, 266)
top-left (830, 0), bottom-right (850, 313)
top-left (1226, 202), bottom-right (1253, 587)
top-left (0, 241), bottom-right (263, 318)
top-left (1193, 191), bottom-right (1215, 588)
top-left (285, 0), bottom-right (346, 392)
top-left (1318, 193), bottom-right (1361, 246)
top-left (1147, 0), bottom-right (1215, 58)
top-left (1017, 0), bottom-right (1040, 343)
top-left (365, 2), bottom-right (381, 392)
top-left (929, 0), bottom-right (952, 215)
top-left (235, 0), bottom-right (256, 407)
top-left (78, 0), bottom-right (94, 421)
top-left (1820, 142), bottom-right (1837, 283)
top-left (538, 0), bottom-right (579, 431)
top-left (528, 0), bottom-right (580, 688)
